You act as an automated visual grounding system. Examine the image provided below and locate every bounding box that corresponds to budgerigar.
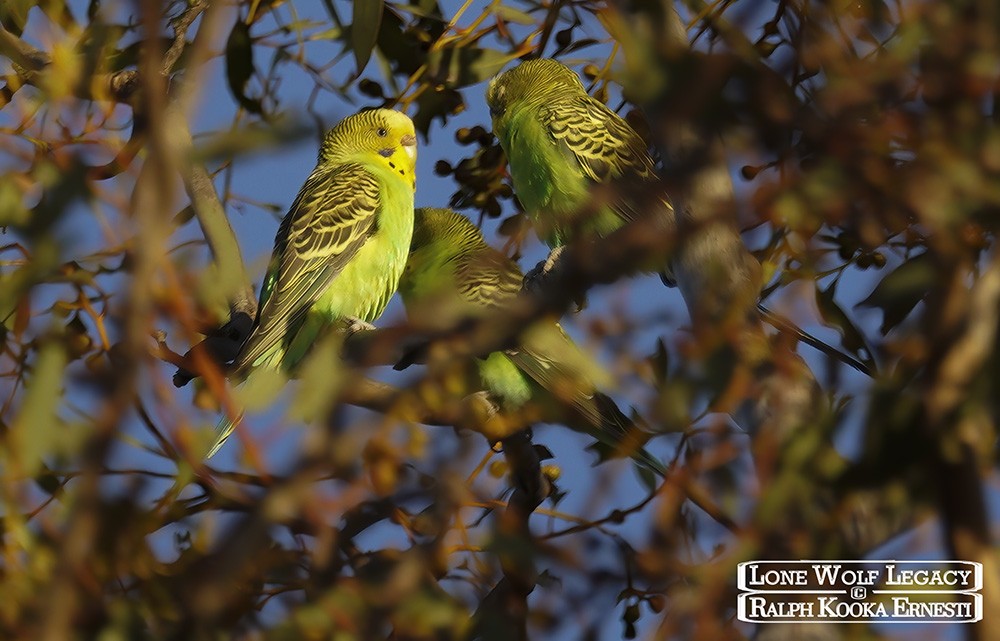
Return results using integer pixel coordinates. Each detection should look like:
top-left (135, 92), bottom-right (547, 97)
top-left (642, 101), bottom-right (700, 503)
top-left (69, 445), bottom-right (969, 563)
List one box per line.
top-left (486, 60), bottom-right (862, 373)
top-left (398, 208), bottom-right (664, 478)
top-left (486, 58), bottom-right (675, 281)
top-left (208, 108), bottom-right (417, 457)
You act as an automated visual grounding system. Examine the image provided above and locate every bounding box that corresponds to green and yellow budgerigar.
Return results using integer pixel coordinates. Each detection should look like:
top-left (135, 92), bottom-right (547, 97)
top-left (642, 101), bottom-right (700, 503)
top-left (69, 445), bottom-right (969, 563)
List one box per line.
top-left (486, 58), bottom-right (674, 276)
top-left (208, 108), bottom-right (418, 457)
top-left (398, 208), bottom-right (664, 478)
top-left (486, 59), bottom-right (870, 374)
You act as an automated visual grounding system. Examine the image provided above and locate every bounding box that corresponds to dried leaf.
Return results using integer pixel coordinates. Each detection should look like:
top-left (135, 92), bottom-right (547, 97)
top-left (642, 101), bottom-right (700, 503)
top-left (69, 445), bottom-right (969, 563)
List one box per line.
top-left (13, 294), bottom-right (30, 340)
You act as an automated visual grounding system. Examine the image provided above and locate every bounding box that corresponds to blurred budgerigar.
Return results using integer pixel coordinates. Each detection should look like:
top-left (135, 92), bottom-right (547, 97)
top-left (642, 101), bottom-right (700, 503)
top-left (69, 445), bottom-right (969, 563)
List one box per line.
top-left (486, 58), bottom-right (675, 279)
top-left (399, 208), bottom-right (664, 478)
top-left (208, 108), bottom-right (418, 457)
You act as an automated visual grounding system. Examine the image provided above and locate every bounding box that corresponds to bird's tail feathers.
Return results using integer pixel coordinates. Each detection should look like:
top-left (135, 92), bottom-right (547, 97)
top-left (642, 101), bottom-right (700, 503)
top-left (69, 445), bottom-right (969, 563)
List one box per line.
top-left (206, 409), bottom-right (246, 459)
top-left (586, 393), bottom-right (667, 480)
top-left (756, 303), bottom-right (876, 377)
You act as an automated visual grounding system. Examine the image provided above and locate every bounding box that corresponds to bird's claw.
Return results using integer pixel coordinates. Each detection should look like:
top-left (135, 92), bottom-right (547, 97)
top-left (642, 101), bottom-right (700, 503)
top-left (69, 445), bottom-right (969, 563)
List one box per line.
top-left (522, 262), bottom-right (546, 292)
top-left (343, 316), bottom-right (376, 336)
top-left (522, 246), bottom-right (587, 311)
top-left (522, 246), bottom-right (566, 293)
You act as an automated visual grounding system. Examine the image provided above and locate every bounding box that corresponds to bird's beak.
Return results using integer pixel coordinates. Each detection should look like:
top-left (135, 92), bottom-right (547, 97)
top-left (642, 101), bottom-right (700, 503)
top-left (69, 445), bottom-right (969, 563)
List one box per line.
top-left (401, 134), bottom-right (417, 162)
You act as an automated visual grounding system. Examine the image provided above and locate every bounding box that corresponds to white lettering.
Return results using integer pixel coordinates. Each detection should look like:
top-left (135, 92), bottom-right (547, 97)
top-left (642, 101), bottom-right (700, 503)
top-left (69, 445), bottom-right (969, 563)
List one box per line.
top-left (885, 566), bottom-right (975, 587)
top-left (737, 560), bottom-right (982, 624)
top-left (811, 564), bottom-right (879, 586)
top-left (891, 596), bottom-right (973, 619)
top-left (817, 596), bottom-right (888, 619)
top-left (813, 564), bottom-right (841, 585)
top-left (748, 597), bottom-right (815, 618)
top-left (748, 564), bottom-right (809, 586)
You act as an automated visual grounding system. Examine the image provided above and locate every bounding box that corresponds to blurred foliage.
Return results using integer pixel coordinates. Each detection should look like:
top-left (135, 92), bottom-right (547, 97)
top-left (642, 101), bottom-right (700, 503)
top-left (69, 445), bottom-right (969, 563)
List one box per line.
top-left (1, 1), bottom-right (999, 640)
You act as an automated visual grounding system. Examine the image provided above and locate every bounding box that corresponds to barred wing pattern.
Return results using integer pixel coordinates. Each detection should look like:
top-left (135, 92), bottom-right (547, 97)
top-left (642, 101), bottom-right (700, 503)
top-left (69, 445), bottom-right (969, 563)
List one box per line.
top-left (451, 245), bottom-right (608, 422)
top-left (540, 94), bottom-right (675, 282)
top-left (541, 96), bottom-right (655, 184)
top-left (235, 163), bottom-right (381, 372)
top-left (452, 250), bottom-right (523, 310)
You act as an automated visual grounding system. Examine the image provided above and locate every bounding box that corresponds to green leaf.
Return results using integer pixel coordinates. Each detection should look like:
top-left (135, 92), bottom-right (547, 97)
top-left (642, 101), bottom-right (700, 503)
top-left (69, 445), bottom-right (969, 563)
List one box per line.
top-left (308, 25), bottom-right (343, 41)
top-left (372, 7), bottom-right (427, 78)
top-left (649, 337), bottom-right (669, 387)
top-left (815, 279), bottom-right (875, 370)
top-left (225, 19), bottom-right (262, 114)
top-left (351, 0), bottom-right (383, 74)
top-left (171, 205), bottom-right (195, 227)
top-left (411, 0), bottom-right (444, 16)
top-left (33, 464), bottom-right (62, 496)
top-left (321, 0), bottom-right (343, 27)
top-left (497, 212), bottom-right (528, 241)
top-left (492, 5), bottom-right (535, 25)
top-left (412, 84), bottom-right (464, 138)
top-left (393, 2), bottom-right (445, 20)
top-left (857, 252), bottom-right (933, 335)
top-left (0, 177), bottom-right (30, 229)
top-left (560, 38), bottom-right (602, 55)
top-left (11, 339), bottom-right (67, 478)
top-left (427, 46), bottom-right (516, 88)
top-left (635, 464), bottom-right (657, 492)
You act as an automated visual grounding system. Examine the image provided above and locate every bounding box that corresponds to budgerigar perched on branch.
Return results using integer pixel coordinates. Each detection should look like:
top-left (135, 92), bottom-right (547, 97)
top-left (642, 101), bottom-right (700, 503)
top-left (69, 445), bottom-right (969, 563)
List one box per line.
top-left (486, 59), bottom-right (872, 376)
top-left (398, 207), bottom-right (664, 479)
top-left (208, 108), bottom-right (418, 457)
top-left (486, 58), bottom-right (675, 282)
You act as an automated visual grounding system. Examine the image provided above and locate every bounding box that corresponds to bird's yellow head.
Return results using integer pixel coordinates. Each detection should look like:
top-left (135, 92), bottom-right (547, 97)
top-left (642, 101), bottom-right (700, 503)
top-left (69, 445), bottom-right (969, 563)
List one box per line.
top-left (486, 59), bottom-right (585, 127)
top-left (320, 108), bottom-right (417, 190)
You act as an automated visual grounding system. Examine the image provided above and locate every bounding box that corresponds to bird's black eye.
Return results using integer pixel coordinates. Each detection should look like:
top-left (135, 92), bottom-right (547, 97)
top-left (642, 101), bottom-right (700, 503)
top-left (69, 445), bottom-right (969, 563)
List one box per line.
top-left (377, 127), bottom-right (388, 137)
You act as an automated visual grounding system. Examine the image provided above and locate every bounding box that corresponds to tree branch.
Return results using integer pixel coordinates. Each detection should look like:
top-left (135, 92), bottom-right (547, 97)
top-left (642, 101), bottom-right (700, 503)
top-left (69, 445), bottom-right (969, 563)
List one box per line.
top-left (161, 0), bottom-right (208, 76)
top-left (920, 248), bottom-right (1000, 641)
top-left (0, 22), bottom-right (46, 72)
